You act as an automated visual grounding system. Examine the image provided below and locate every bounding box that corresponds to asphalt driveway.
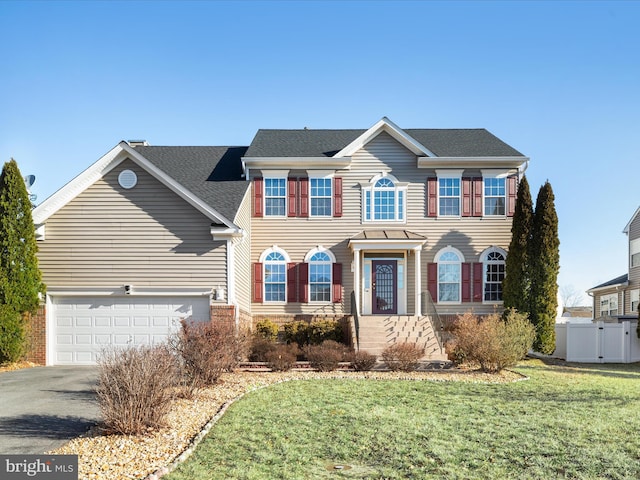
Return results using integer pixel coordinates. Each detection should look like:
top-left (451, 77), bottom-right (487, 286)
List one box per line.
top-left (0, 366), bottom-right (100, 454)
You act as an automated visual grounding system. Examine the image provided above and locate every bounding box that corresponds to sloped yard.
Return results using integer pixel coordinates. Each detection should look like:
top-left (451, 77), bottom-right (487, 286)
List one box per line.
top-left (167, 360), bottom-right (640, 480)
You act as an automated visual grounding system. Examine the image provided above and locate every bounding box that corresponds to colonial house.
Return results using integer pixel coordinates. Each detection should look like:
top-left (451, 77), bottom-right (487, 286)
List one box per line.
top-left (587, 206), bottom-right (640, 321)
top-left (29, 118), bottom-right (529, 365)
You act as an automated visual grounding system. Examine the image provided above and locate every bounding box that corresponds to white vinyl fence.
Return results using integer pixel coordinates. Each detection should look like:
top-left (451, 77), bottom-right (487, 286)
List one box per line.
top-left (554, 321), bottom-right (640, 363)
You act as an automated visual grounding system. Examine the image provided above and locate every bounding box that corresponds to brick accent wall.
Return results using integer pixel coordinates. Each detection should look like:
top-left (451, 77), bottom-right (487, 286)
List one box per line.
top-left (210, 305), bottom-right (236, 323)
top-left (25, 305), bottom-right (46, 365)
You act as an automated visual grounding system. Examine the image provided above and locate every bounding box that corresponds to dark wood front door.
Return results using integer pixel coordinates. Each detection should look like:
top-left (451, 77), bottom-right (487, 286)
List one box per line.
top-left (372, 260), bottom-right (397, 314)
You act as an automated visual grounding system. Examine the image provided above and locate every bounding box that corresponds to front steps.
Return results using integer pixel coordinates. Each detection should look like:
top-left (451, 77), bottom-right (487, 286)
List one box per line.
top-left (357, 315), bottom-right (447, 361)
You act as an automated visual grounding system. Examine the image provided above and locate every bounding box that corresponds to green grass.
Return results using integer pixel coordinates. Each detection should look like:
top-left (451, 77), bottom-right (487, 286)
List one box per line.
top-left (166, 360), bottom-right (640, 479)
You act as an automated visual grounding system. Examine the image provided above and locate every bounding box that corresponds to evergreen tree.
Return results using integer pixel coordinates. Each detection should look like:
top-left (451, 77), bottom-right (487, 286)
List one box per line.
top-left (502, 175), bottom-right (533, 316)
top-left (0, 159), bottom-right (45, 362)
top-left (529, 181), bottom-right (559, 353)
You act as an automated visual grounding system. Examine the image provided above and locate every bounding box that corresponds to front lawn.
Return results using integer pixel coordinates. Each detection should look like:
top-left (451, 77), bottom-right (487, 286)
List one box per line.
top-left (167, 360), bottom-right (640, 479)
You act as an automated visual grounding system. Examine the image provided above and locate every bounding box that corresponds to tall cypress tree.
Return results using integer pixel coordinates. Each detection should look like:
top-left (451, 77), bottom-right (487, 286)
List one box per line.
top-left (0, 159), bottom-right (45, 362)
top-left (502, 175), bottom-right (533, 316)
top-left (529, 181), bottom-right (559, 353)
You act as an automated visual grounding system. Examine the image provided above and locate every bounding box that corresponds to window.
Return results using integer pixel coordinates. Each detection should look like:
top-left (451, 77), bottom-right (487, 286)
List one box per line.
top-left (436, 247), bottom-right (463, 303)
top-left (310, 177), bottom-right (332, 217)
top-left (439, 178), bottom-right (460, 216)
top-left (363, 174), bottom-right (406, 222)
top-left (262, 248), bottom-right (289, 302)
top-left (631, 239), bottom-right (640, 268)
top-left (481, 247), bottom-right (506, 302)
top-left (484, 177), bottom-right (506, 216)
top-left (631, 290), bottom-right (639, 314)
top-left (600, 293), bottom-right (618, 317)
top-left (264, 178), bottom-right (286, 216)
top-left (308, 252), bottom-right (332, 302)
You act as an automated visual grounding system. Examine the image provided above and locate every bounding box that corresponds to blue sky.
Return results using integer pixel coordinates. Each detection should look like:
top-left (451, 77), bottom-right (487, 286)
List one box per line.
top-left (1, 0), bottom-right (639, 305)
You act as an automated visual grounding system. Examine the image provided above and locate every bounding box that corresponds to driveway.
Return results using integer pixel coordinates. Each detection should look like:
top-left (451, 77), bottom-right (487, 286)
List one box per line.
top-left (0, 366), bottom-right (100, 454)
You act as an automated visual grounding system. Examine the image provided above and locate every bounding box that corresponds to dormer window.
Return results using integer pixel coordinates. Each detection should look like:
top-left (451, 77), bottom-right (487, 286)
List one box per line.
top-left (363, 173), bottom-right (407, 222)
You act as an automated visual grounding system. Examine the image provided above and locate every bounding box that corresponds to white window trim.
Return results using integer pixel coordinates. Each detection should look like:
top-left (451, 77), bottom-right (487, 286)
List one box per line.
top-left (435, 245), bottom-right (465, 305)
top-left (480, 170), bottom-right (508, 217)
top-left (436, 169), bottom-right (463, 218)
top-left (305, 246), bottom-right (335, 304)
top-left (259, 246), bottom-right (290, 304)
top-left (600, 293), bottom-right (618, 317)
top-left (261, 170), bottom-right (289, 218)
top-left (631, 289), bottom-right (639, 314)
top-left (361, 173), bottom-right (408, 224)
top-left (480, 246), bottom-right (507, 304)
top-left (307, 171), bottom-right (335, 218)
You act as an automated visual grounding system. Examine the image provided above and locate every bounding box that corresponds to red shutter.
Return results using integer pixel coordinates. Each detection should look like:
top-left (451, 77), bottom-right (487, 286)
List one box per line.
top-left (287, 178), bottom-right (297, 217)
top-left (427, 262), bottom-right (438, 303)
top-left (473, 177), bottom-right (483, 217)
top-left (507, 175), bottom-right (517, 217)
top-left (299, 262), bottom-right (309, 303)
top-left (462, 177), bottom-right (472, 217)
top-left (299, 177), bottom-right (309, 217)
top-left (473, 262), bottom-right (483, 302)
top-left (427, 177), bottom-right (438, 217)
top-left (253, 178), bottom-right (263, 217)
top-left (253, 263), bottom-right (263, 303)
top-left (333, 177), bottom-right (343, 217)
top-left (462, 263), bottom-right (471, 302)
top-left (332, 263), bottom-right (343, 303)
top-left (287, 263), bottom-right (298, 302)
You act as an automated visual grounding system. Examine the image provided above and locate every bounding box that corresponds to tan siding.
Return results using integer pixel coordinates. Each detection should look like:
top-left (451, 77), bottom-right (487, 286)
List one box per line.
top-left (232, 188), bottom-right (252, 315)
top-left (38, 160), bottom-right (227, 289)
top-left (250, 132), bottom-right (514, 317)
top-left (629, 214), bottom-right (640, 287)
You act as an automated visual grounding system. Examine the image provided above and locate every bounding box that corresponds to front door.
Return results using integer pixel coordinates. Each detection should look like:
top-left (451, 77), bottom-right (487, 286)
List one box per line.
top-left (372, 260), bottom-right (397, 314)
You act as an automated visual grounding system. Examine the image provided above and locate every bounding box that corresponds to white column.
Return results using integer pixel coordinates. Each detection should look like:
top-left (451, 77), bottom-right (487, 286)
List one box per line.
top-left (414, 248), bottom-right (422, 316)
top-left (353, 248), bottom-right (361, 314)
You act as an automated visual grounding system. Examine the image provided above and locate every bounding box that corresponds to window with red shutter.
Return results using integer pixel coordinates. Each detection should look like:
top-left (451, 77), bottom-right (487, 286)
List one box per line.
top-left (462, 263), bottom-right (471, 302)
top-left (299, 177), bottom-right (309, 217)
top-left (253, 178), bottom-right (264, 217)
top-left (473, 177), bottom-right (483, 217)
top-left (334, 177), bottom-right (343, 217)
top-left (427, 178), bottom-right (437, 217)
top-left (298, 262), bottom-right (309, 303)
top-left (253, 263), bottom-right (263, 303)
top-left (332, 263), bottom-right (342, 303)
top-left (462, 178), bottom-right (472, 217)
top-left (427, 262), bottom-right (438, 302)
top-left (473, 262), bottom-right (483, 302)
top-left (287, 263), bottom-right (298, 302)
top-left (507, 175), bottom-right (517, 217)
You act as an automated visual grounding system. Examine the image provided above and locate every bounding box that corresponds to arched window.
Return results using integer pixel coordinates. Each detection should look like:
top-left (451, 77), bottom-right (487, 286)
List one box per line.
top-left (304, 247), bottom-right (336, 303)
top-left (480, 247), bottom-right (506, 302)
top-left (436, 246), bottom-right (464, 303)
top-left (259, 247), bottom-right (290, 302)
top-left (363, 174), bottom-right (406, 222)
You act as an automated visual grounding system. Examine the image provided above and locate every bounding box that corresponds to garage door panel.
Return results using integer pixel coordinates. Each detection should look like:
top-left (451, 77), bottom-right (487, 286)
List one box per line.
top-left (52, 295), bottom-right (211, 365)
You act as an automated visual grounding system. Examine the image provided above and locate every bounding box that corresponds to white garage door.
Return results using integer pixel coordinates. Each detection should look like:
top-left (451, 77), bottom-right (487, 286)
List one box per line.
top-left (51, 296), bottom-right (211, 365)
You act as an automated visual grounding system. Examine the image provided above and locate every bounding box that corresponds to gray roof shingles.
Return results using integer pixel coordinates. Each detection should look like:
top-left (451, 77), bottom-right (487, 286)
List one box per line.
top-left (590, 274), bottom-right (629, 290)
top-left (134, 146), bottom-right (249, 224)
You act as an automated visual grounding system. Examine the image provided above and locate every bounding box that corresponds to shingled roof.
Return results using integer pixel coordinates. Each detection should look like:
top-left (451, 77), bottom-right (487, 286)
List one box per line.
top-left (245, 128), bottom-right (524, 158)
top-left (133, 146), bottom-right (249, 224)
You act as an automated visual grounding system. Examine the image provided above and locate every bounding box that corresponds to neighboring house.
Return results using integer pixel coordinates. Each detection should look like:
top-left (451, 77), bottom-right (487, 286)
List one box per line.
top-left (29, 117), bottom-right (529, 365)
top-left (587, 206), bottom-right (640, 322)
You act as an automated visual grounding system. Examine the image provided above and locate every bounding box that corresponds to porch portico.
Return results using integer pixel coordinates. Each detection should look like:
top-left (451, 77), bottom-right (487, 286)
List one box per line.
top-left (349, 230), bottom-right (427, 316)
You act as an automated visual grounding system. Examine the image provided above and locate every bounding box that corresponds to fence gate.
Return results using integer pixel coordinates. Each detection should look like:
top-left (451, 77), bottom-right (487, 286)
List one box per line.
top-left (556, 321), bottom-right (640, 363)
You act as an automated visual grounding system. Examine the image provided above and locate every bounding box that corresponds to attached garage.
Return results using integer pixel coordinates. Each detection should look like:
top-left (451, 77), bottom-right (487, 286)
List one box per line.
top-left (49, 295), bottom-right (211, 365)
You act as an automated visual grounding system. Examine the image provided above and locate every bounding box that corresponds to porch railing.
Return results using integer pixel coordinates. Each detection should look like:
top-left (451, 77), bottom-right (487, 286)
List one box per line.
top-left (421, 290), bottom-right (445, 350)
top-left (350, 290), bottom-right (360, 350)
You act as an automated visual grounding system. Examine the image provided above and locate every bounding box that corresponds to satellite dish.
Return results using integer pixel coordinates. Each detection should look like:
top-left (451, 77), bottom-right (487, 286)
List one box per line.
top-left (24, 175), bottom-right (36, 188)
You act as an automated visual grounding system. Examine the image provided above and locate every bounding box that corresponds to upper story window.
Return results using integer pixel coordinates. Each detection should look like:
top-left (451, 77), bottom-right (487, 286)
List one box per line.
top-left (363, 173), bottom-right (406, 222)
top-left (310, 177), bottom-right (332, 217)
top-left (484, 177), bottom-right (506, 216)
top-left (480, 247), bottom-right (506, 302)
top-left (305, 248), bottom-right (336, 302)
top-left (264, 178), bottom-right (286, 217)
top-left (436, 246), bottom-right (464, 303)
top-left (439, 177), bottom-right (461, 217)
top-left (631, 289), bottom-right (639, 314)
top-left (631, 238), bottom-right (640, 268)
top-left (600, 293), bottom-right (618, 317)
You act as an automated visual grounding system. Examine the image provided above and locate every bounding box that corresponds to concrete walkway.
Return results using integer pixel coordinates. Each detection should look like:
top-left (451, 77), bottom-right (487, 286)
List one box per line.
top-left (0, 366), bottom-right (100, 454)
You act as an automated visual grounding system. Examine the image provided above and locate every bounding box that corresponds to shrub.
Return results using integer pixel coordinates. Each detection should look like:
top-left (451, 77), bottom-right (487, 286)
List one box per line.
top-left (283, 321), bottom-right (309, 347)
top-left (264, 344), bottom-right (299, 371)
top-left (96, 344), bottom-right (178, 435)
top-left (304, 340), bottom-right (350, 372)
top-left (381, 342), bottom-right (424, 372)
top-left (170, 319), bottom-right (248, 388)
top-left (255, 318), bottom-right (279, 341)
top-left (283, 319), bottom-right (344, 347)
top-left (249, 335), bottom-right (277, 362)
top-left (451, 309), bottom-right (535, 373)
top-left (0, 306), bottom-right (26, 364)
top-left (350, 350), bottom-right (377, 371)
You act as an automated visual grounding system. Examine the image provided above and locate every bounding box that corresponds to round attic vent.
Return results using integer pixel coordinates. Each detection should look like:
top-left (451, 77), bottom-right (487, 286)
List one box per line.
top-left (118, 169), bottom-right (138, 189)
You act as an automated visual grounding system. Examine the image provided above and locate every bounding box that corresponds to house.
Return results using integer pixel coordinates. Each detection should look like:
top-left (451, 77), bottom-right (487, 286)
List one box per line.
top-left (29, 117), bottom-right (529, 365)
top-left (586, 206), bottom-right (640, 322)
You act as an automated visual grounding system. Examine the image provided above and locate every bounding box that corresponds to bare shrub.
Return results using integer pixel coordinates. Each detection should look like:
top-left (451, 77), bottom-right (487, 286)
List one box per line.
top-left (350, 350), bottom-right (377, 371)
top-left (249, 335), bottom-right (277, 362)
top-left (381, 342), bottom-right (424, 372)
top-left (96, 344), bottom-right (178, 435)
top-left (264, 344), bottom-right (299, 371)
top-left (170, 319), bottom-right (248, 388)
top-left (304, 340), bottom-right (350, 372)
top-left (452, 309), bottom-right (535, 373)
